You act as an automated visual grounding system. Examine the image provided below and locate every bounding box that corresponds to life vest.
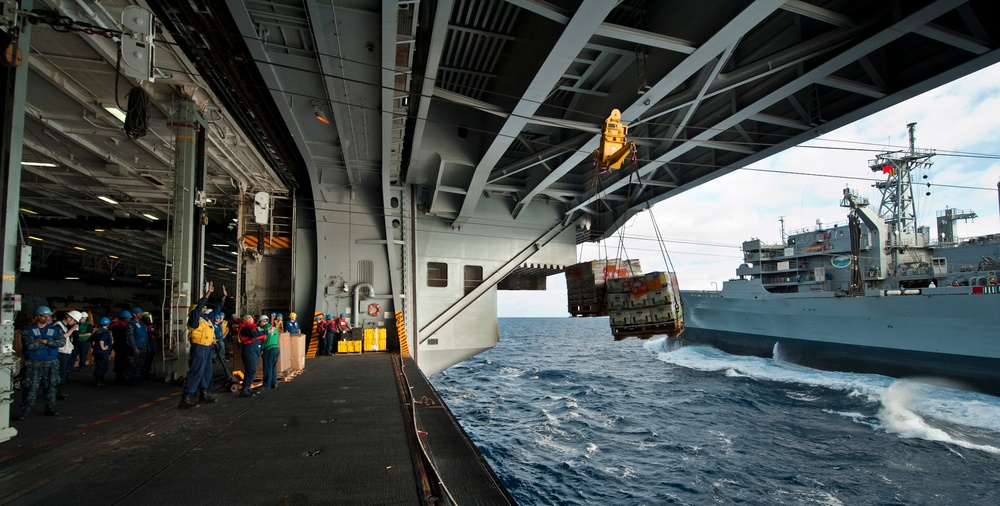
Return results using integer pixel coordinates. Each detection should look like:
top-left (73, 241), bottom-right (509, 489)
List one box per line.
top-left (23, 324), bottom-right (59, 361)
top-left (238, 322), bottom-right (264, 345)
top-left (189, 318), bottom-right (216, 346)
top-left (335, 317), bottom-right (349, 332)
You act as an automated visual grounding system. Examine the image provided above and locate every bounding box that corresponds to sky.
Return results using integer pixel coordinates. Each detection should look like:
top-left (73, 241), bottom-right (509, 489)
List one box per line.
top-left (498, 62), bottom-right (1000, 317)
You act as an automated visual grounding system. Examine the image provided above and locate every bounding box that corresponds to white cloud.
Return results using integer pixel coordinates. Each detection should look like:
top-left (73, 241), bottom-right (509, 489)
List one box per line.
top-left (499, 63), bottom-right (1000, 317)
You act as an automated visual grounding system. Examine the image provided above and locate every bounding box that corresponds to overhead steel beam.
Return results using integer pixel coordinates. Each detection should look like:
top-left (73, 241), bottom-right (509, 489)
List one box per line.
top-left (451, 0), bottom-right (617, 228)
top-left (572, 0), bottom-right (986, 223)
top-left (512, 0), bottom-right (788, 219)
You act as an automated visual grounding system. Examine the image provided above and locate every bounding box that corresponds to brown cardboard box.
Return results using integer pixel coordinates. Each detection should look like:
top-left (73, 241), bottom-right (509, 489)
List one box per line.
top-left (278, 332), bottom-right (292, 373)
top-left (289, 333), bottom-right (305, 371)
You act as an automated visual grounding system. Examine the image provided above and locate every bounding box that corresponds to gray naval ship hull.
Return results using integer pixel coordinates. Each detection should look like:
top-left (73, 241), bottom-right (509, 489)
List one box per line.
top-left (680, 280), bottom-right (1000, 393)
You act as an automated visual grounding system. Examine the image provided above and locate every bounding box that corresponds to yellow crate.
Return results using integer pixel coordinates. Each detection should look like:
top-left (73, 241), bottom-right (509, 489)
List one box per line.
top-left (362, 328), bottom-right (387, 351)
top-left (337, 340), bottom-right (348, 353)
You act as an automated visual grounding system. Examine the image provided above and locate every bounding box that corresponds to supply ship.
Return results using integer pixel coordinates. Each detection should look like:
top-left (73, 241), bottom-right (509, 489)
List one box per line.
top-left (681, 124), bottom-right (1000, 392)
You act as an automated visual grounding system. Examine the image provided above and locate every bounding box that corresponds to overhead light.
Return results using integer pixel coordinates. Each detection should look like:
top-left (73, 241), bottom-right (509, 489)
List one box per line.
top-left (137, 273), bottom-right (151, 277)
top-left (98, 195), bottom-right (119, 205)
top-left (230, 251), bottom-right (238, 255)
top-left (103, 105), bottom-right (127, 123)
top-left (219, 267), bottom-right (230, 271)
top-left (28, 236), bottom-right (43, 241)
top-left (73, 246), bottom-right (86, 251)
top-left (65, 277), bottom-right (80, 280)
top-left (95, 228), bottom-right (105, 232)
top-left (109, 255), bottom-right (119, 259)
top-left (22, 161), bottom-right (58, 167)
top-left (142, 213), bottom-right (158, 221)
top-left (212, 243), bottom-right (229, 247)
top-left (313, 103), bottom-right (330, 124)
top-left (19, 208), bottom-right (37, 214)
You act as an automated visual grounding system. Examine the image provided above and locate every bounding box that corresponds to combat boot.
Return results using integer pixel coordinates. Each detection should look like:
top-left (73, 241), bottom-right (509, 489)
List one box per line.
top-left (178, 393), bottom-right (199, 409)
top-left (198, 390), bottom-right (218, 404)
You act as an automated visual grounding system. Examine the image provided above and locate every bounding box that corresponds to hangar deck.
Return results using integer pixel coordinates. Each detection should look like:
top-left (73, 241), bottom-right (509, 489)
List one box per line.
top-left (0, 354), bottom-right (511, 505)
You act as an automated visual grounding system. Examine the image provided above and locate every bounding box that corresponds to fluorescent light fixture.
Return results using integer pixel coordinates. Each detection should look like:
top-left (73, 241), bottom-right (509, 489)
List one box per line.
top-left (230, 251), bottom-right (238, 255)
top-left (98, 195), bottom-right (119, 205)
top-left (137, 273), bottom-right (151, 277)
top-left (219, 267), bottom-right (230, 271)
top-left (212, 243), bottom-right (229, 247)
top-left (95, 228), bottom-right (105, 232)
top-left (142, 213), bottom-right (158, 221)
top-left (22, 161), bottom-right (58, 167)
top-left (19, 208), bottom-right (37, 214)
top-left (73, 246), bottom-right (86, 251)
top-left (28, 236), bottom-right (43, 241)
top-left (103, 105), bottom-right (127, 123)
top-left (65, 277), bottom-right (80, 280)
top-left (109, 255), bottom-right (119, 259)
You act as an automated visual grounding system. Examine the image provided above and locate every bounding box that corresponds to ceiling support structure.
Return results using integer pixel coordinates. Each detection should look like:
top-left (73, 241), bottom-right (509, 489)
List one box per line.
top-left (164, 102), bottom-right (208, 382)
top-left (0, 0), bottom-right (33, 444)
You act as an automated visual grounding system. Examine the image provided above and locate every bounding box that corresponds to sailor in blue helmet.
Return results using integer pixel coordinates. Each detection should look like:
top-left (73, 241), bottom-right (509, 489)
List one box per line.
top-left (126, 306), bottom-right (150, 385)
top-left (91, 317), bottom-right (114, 387)
top-left (335, 313), bottom-right (351, 344)
top-left (322, 314), bottom-right (337, 355)
top-left (110, 310), bottom-right (133, 384)
top-left (179, 281), bottom-right (228, 408)
top-left (15, 306), bottom-right (64, 420)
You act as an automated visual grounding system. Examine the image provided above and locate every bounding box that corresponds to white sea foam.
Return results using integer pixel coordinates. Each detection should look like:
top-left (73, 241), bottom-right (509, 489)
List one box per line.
top-left (653, 344), bottom-right (1000, 453)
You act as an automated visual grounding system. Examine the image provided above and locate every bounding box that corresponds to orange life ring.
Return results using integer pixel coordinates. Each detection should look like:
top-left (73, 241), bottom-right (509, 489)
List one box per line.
top-left (367, 303), bottom-right (381, 317)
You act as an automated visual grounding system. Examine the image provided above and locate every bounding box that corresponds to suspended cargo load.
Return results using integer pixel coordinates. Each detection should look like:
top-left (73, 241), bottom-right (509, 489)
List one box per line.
top-left (608, 271), bottom-right (684, 340)
top-left (565, 259), bottom-right (641, 316)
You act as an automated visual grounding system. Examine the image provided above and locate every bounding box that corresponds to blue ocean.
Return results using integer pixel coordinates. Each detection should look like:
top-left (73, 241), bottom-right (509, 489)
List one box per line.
top-left (430, 317), bottom-right (1000, 505)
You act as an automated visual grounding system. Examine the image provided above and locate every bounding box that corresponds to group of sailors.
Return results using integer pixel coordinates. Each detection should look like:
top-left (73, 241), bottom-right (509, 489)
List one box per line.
top-left (16, 281), bottom-right (332, 418)
top-left (16, 305), bottom-right (156, 421)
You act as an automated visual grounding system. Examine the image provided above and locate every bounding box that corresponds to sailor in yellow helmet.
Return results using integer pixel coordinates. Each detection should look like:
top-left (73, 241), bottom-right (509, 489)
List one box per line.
top-left (179, 281), bottom-right (227, 409)
top-left (285, 311), bottom-right (301, 334)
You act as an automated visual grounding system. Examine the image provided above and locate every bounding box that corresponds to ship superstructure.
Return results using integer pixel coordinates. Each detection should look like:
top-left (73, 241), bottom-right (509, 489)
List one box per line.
top-left (681, 126), bottom-right (1000, 392)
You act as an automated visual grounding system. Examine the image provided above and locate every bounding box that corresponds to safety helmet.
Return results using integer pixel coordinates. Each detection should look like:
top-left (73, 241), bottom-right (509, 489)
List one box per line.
top-left (67, 310), bottom-right (84, 323)
top-left (326, 314), bottom-right (333, 319)
top-left (289, 312), bottom-right (297, 318)
top-left (203, 308), bottom-right (213, 314)
top-left (242, 313), bottom-right (253, 319)
top-left (340, 313), bottom-right (345, 318)
top-left (99, 317), bottom-right (111, 326)
top-left (215, 311), bottom-right (225, 319)
top-left (120, 310), bottom-right (132, 319)
top-left (259, 315), bottom-right (269, 322)
top-left (35, 306), bottom-right (53, 316)
top-left (81, 312), bottom-right (89, 321)
top-left (132, 306), bottom-right (143, 314)
top-left (277, 313), bottom-right (283, 318)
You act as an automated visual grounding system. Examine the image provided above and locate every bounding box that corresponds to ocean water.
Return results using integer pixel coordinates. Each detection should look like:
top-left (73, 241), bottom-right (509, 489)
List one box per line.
top-left (430, 317), bottom-right (1000, 505)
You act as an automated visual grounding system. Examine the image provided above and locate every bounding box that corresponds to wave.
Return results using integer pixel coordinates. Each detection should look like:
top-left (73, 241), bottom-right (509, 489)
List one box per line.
top-left (647, 339), bottom-right (1000, 453)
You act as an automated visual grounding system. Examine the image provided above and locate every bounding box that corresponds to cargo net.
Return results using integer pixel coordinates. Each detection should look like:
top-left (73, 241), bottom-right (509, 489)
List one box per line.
top-left (568, 114), bottom-right (685, 340)
top-left (566, 259), bottom-right (642, 316)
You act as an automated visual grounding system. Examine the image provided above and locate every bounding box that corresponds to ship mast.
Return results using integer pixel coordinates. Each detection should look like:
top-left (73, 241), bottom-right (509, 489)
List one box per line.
top-left (868, 123), bottom-right (935, 279)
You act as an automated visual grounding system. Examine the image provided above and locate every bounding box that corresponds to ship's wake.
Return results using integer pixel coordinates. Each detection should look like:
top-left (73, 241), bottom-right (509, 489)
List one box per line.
top-left (645, 338), bottom-right (1000, 454)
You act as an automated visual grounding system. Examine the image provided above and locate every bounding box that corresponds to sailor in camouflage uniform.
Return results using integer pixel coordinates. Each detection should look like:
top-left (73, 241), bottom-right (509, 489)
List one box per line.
top-left (16, 306), bottom-right (66, 420)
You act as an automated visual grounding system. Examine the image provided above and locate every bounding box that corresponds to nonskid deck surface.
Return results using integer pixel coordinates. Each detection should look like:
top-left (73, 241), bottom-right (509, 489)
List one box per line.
top-left (0, 354), bottom-right (441, 505)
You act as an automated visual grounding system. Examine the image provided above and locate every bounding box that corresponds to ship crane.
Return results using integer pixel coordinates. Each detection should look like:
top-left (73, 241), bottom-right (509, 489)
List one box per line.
top-left (593, 109), bottom-right (636, 172)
